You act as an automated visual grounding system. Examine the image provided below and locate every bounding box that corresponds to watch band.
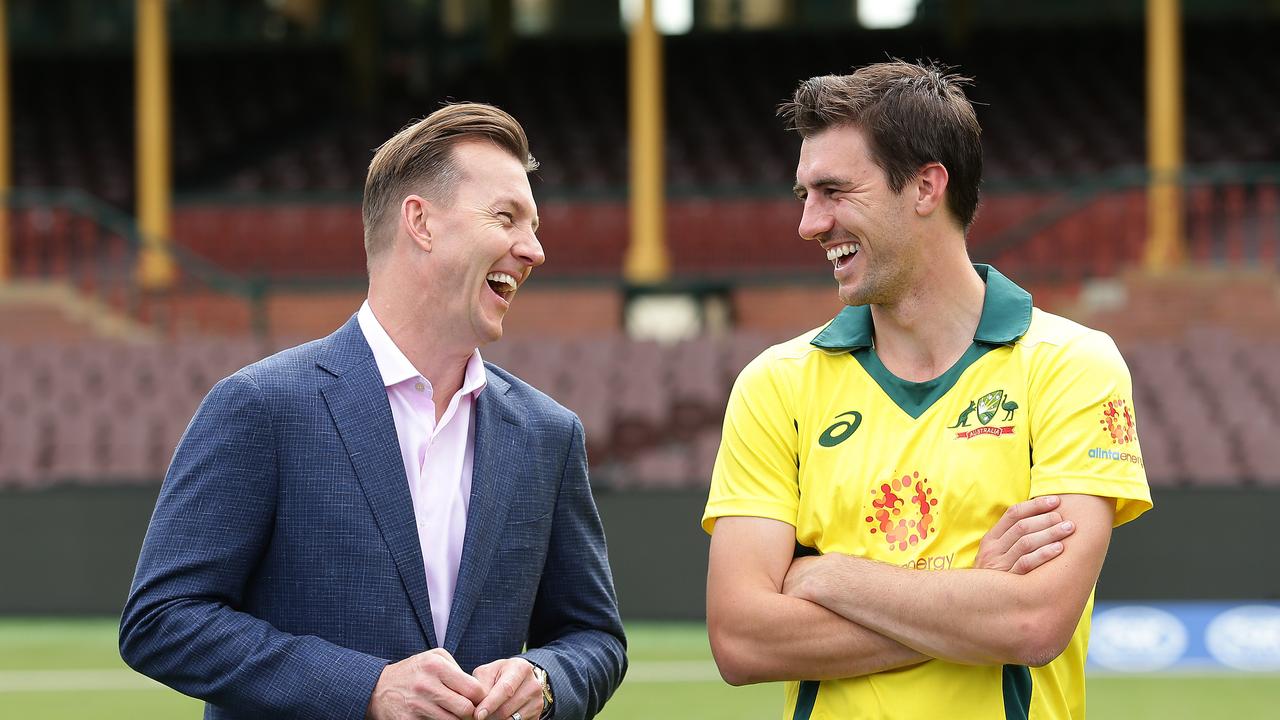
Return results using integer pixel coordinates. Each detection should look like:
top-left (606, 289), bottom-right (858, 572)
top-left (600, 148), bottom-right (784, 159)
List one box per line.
top-left (531, 664), bottom-right (554, 719)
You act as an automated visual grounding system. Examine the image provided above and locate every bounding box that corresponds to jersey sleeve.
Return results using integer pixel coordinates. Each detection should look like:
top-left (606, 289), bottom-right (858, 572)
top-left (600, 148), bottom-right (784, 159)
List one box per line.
top-left (702, 351), bottom-right (801, 534)
top-left (1028, 330), bottom-right (1152, 526)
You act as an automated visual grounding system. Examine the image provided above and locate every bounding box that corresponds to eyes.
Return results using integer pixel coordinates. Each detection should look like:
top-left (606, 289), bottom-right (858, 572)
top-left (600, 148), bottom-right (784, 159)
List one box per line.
top-left (794, 188), bottom-right (843, 202)
top-left (495, 210), bottom-right (540, 234)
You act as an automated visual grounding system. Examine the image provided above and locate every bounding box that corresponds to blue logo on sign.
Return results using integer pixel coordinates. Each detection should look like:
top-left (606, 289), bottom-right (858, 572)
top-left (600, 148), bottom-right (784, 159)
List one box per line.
top-left (1205, 605), bottom-right (1280, 671)
top-left (1090, 606), bottom-right (1189, 671)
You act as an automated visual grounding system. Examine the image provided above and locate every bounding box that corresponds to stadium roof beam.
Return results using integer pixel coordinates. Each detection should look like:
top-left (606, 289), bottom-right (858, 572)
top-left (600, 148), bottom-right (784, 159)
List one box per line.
top-left (135, 0), bottom-right (175, 290)
top-left (624, 0), bottom-right (670, 284)
top-left (1144, 0), bottom-right (1185, 271)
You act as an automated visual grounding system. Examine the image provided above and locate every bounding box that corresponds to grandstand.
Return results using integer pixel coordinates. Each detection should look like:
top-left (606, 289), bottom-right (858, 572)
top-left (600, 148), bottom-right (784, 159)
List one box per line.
top-left (4, 13), bottom-right (1280, 491)
top-left (1, 1), bottom-right (1279, 717)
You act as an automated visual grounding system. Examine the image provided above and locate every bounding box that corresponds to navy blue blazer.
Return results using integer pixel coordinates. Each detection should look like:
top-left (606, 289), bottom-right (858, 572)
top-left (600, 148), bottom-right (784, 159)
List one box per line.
top-left (120, 317), bottom-right (627, 719)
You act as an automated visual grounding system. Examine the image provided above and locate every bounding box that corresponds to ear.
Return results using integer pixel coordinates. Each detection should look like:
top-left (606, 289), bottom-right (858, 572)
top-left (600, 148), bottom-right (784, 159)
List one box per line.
top-left (913, 163), bottom-right (950, 218)
top-left (401, 195), bottom-right (434, 253)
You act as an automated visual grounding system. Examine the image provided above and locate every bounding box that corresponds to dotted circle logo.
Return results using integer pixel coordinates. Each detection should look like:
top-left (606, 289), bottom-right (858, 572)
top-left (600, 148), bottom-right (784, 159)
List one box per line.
top-left (864, 472), bottom-right (938, 551)
top-left (1100, 397), bottom-right (1137, 445)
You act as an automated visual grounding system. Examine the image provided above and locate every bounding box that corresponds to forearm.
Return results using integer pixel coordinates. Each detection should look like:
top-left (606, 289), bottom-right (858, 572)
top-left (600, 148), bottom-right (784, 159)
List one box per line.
top-left (799, 556), bottom-right (1052, 665)
top-left (522, 628), bottom-right (627, 720)
top-left (708, 585), bottom-right (926, 684)
top-left (120, 594), bottom-right (387, 718)
top-left (792, 496), bottom-right (1114, 667)
top-left (522, 417), bottom-right (629, 719)
top-left (120, 373), bottom-right (387, 717)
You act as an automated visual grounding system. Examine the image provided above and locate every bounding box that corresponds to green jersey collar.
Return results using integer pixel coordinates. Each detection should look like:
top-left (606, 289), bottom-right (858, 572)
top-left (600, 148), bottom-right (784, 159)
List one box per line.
top-left (811, 264), bottom-right (1032, 351)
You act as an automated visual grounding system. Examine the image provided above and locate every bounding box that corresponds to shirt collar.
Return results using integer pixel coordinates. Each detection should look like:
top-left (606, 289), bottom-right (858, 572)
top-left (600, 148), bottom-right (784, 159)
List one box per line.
top-left (810, 264), bottom-right (1033, 351)
top-left (357, 300), bottom-right (488, 397)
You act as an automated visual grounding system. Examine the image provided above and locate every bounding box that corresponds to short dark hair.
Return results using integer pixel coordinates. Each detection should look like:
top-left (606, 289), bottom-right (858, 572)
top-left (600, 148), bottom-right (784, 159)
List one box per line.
top-left (778, 60), bottom-right (983, 229)
top-left (362, 102), bottom-right (539, 261)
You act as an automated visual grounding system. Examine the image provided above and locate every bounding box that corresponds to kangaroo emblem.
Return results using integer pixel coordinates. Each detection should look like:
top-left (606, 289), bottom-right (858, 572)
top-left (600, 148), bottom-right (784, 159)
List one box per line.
top-left (948, 401), bottom-right (977, 428)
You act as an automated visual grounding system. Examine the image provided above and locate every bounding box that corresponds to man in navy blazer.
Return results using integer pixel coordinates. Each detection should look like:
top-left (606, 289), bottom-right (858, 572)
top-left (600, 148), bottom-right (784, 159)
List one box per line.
top-left (121, 104), bottom-right (627, 720)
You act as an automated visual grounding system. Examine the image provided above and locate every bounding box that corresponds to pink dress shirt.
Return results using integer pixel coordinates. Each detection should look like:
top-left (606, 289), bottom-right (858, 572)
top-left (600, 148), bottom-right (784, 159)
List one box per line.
top-left (357, 301), bottom-right (487, 645)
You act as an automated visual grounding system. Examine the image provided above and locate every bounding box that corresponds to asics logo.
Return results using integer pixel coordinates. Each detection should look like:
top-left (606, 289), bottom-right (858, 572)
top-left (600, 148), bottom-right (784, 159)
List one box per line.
top-left (818, 411), bottom-right (863, 447)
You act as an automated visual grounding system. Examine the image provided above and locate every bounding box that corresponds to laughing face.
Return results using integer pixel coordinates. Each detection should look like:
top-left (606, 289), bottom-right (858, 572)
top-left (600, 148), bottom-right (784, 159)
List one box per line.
top-left (423, 139), bottom-right (544, 346)
top-left (793, 125), bottom-right (918, 307)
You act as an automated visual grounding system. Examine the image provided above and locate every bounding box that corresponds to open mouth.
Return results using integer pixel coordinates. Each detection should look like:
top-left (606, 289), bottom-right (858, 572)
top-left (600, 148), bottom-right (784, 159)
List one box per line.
top-left (826, 242), bottom-right (860, 270)
top-left (485, 271), bottom-right (518, 303)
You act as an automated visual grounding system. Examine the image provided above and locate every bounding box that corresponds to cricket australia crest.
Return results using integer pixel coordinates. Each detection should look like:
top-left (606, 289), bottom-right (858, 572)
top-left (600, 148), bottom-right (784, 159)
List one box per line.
top-left (949, 388), bottom-right (1018, 439)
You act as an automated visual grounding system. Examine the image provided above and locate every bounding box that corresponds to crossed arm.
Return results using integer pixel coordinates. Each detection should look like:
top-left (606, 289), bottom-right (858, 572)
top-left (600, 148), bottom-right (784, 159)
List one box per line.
top-left (707, 494), bottom-right (1107, 684)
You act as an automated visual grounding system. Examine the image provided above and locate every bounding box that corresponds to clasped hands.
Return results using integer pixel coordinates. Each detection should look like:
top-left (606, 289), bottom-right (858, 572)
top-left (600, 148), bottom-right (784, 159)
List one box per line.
top-left (367, 649), bottom-right (543, 720)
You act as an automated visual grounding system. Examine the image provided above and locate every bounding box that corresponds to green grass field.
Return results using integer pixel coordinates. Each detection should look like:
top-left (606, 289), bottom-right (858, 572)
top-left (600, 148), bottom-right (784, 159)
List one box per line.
top-left (2, 618), bottom-right (1277, 718)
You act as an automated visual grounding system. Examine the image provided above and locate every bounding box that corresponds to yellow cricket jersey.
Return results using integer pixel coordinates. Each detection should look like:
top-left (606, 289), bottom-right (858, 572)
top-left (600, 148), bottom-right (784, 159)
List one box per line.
top-left (702, 265), bottom-right (1152, 720)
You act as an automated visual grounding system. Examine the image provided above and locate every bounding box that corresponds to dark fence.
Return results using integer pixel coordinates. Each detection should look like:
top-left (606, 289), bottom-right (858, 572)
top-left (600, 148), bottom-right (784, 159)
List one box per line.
top-left (0, 486), bottom-right (1276, 617)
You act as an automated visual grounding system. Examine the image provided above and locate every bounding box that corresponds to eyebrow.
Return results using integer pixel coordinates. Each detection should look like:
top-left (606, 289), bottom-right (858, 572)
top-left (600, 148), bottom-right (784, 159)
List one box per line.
top-left (792, 176), bottom-right (852, 198)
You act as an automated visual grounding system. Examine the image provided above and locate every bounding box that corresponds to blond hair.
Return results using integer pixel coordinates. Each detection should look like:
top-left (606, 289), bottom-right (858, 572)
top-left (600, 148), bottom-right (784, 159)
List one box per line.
top-left (362, 102), bottom-right (538, 262)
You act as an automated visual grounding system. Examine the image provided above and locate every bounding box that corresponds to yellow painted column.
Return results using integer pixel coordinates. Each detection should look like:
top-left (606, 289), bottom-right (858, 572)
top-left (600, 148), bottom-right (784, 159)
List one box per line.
top-left (136, 0), bottom-right (175, 289)
top-left (1144, 0), bottom-right (1184, 271)
top-left (624, 0), bottom-right (669, 283)
top-left (0, 0), bottom-right (10, 282)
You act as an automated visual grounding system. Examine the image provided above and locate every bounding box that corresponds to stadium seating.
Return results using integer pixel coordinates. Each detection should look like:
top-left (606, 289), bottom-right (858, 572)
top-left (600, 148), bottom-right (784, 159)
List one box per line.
top-left (5, 21), bottom-right (1279, 492)
top-left (3, 326), bottom-right (1279, 491)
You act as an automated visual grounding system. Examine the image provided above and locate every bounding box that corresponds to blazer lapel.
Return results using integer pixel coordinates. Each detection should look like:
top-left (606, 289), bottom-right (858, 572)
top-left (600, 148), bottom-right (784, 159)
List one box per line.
top-left (443, 370), bottom-right (524, 653)
top-left (318, 318), bottom-right (438, 648)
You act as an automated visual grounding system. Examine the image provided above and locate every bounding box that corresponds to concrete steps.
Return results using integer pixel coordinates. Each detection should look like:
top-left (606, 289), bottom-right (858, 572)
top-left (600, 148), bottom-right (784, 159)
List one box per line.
top-left (1067, 266), bottom-right (1280, 343)
top-left (0, 280), bottom-right (156, 344)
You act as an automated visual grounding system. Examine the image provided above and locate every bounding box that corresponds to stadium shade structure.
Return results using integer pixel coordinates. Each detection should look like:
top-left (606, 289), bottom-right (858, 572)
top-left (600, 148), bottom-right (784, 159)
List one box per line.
top-left (134, 0), bottom-right (174, 290)
top-left (1145, 0), bottom-right (1185, 271)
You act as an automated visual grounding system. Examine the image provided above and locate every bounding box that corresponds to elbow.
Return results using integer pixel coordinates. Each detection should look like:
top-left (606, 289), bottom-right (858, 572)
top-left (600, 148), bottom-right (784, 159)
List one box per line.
top-left (118, 622), bottom-right (145, 673)
top-left (118, 611), bottom-right (151, 674)
top-left (707, 619), bottom-right (761, 686)
top-left (118, 599), bottom-right (165, 677)
top-left (1008, 612), bottom-right (1075, 668)
top-left (1020, 641), bottom-right (1070, 669)
top-left (711, 650), bottom-right (755, 687)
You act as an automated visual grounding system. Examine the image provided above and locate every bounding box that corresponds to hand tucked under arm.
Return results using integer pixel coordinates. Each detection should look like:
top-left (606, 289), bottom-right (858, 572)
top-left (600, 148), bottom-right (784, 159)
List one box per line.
top-left (974, 495), bottom-right (1076, 575)
top-left (783, 494), bottom-right (1114, 668)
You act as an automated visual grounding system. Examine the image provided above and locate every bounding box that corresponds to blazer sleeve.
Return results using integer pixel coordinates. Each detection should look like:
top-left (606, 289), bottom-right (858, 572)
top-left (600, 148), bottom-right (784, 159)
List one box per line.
top-left (521, 416), bottom-right (628, 720)
top-left (119, 372), bottom-right (388, 720)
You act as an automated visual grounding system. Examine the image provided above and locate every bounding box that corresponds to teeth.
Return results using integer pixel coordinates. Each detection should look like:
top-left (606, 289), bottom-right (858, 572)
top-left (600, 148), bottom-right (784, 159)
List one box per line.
top-left (825, 243), bottom-right (860, 262)
top-left (486, 272), bottom-right (518, 293)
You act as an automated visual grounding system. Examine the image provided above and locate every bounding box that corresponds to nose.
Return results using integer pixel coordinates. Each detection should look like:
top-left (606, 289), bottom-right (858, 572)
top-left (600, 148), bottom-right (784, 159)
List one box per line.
top-left (516, 231), bottom-right (545, 269)
top-left (797, 197), bottom-right (834, 243)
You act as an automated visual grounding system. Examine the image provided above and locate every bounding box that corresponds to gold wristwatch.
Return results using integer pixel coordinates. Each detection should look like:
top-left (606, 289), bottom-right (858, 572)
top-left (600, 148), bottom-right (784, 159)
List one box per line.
top-left (531, 664), bottom-right (554, 719)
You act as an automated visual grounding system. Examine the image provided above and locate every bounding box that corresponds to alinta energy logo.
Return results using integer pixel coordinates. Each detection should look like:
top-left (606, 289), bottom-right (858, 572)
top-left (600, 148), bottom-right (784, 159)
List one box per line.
top-left (948, 389), bottom-right (1018, 440)
top-left (864, 471), bottom-right (938, 551)
top-left (1089, 396), bottom-right (1143, 466)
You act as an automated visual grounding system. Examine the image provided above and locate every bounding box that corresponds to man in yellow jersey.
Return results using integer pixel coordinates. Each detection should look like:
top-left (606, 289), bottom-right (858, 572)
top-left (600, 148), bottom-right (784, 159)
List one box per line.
top-left (703, 61), bottom-right (1151, 720)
